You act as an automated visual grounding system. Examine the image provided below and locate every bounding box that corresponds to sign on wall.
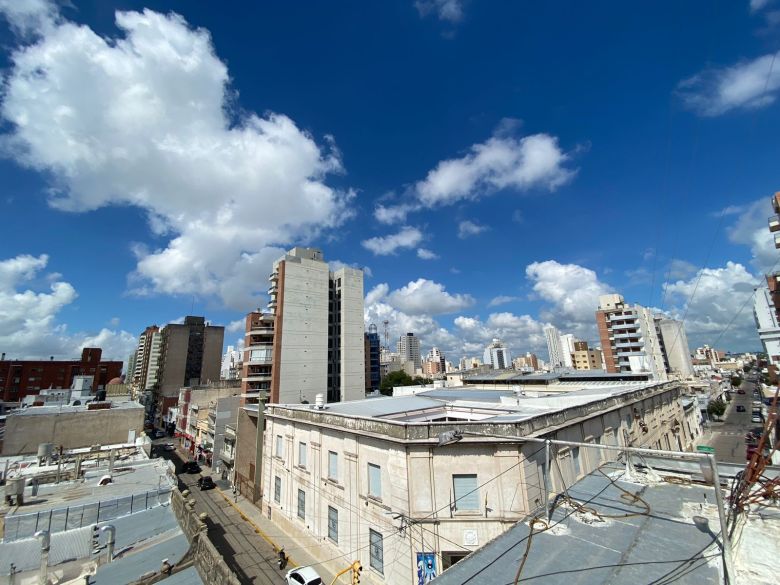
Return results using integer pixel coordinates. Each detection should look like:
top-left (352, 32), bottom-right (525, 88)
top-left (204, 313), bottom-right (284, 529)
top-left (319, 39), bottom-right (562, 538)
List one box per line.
top-left (416, 552), bottom-right (437, 584)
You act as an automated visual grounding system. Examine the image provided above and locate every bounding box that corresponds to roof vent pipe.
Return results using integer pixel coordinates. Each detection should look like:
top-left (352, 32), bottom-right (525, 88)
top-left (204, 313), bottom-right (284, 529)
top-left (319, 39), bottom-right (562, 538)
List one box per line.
top-left (315, 393), bottom-right (325, 409)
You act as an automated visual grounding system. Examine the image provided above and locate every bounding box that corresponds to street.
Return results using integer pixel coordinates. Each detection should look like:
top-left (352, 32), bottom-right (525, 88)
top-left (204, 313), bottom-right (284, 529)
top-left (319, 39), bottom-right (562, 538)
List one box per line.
top-left (153, 438), bottom-right (290, 585)
top-left (706, 377), bottom-right (763, 464)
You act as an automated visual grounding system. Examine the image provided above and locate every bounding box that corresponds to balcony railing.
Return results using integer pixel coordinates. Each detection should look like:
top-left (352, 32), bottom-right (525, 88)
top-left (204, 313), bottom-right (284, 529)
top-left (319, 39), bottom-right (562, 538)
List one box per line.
top-left (773, 192), bottom-right (780, 215)
top-left (610, 322), bottom-right (639, 331)
top-left (775, 232), bottom-right (780, 249)
top-left (770, 215), bottom-right (780, 233)
top-left (243, 374), bottom-right (272, 382)
top-left (608, 312), bottom-right (636, 321)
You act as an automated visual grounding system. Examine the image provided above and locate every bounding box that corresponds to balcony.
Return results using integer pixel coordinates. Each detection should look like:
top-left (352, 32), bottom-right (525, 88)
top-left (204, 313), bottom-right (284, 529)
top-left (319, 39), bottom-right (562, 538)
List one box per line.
top-left (267, 283), bottom-right (278, 295)
top-left (615, 340), bottom-right (642, 349)
top-left (225, 424), bottom-right (236, 439)
top-left (770, 215), bottom-right (780, 233)
top-left (610, 322), bottom-right (639, 331)
top-left (243, 374), bottom-right (272, 382)
top-left (609, 312), bottom-right (636, 321)
top-left (269, 271), bottom-right (278, 281)
top-left (247, 326), bottom-right (274, 335)
top-left (612, 332), bottom-right (641, 340)
top-left (245, 355), bottom-right (273, 365)
top-left (775, 232), bottom-right (780, 249)
top-left (773, 192), bottom-right (780, 215)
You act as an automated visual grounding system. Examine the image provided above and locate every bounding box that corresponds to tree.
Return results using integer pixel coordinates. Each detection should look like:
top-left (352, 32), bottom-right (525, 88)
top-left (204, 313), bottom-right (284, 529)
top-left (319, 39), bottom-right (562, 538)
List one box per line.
top-left (707, 399), bottom-right (726, 420)
top-left (742, 365), bottom-right (751, 374)
top-left (730, 375), bottom-right (742, 388)
top-left (379, 371), bottom-right (434, 396)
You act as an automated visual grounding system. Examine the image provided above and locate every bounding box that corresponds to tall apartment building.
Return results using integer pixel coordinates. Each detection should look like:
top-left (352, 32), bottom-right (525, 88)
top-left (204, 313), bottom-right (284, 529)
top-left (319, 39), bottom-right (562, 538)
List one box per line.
top-left (571, 341), bottom-right (603, 371)
top-left (483, 339), bottom-right (511, 370)
top-left (365, 324), bottom-right (381, 393)
top-left (131, 325), bottom-right (162, 391)
top-left (252, 247), bottom-right (364, 404)
top-left (596, 294), bottom-right (668, 380)
top-left (512, 352), bottom-right (540, 371)
top-left (0, 348), bottom-right (122, 401)
top-left (544, 325), bottom-right (565, 368)
top-left (754, 285), bottom-right (780, 365)
top-left (398, 333), bottom-right (421, 372)
top-left (156, 316), bottom-right (224, 395)
top-left (656, 319), bottom-right (694, 378)
top-left (559, 333), bottom-right (577, 368)
top-left (220, 345), bottom-right (242, 380)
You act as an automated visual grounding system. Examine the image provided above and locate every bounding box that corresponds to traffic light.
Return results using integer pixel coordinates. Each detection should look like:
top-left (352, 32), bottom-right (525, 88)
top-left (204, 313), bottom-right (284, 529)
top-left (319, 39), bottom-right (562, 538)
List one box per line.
top-left (351, 560), bottom-right (362, 584)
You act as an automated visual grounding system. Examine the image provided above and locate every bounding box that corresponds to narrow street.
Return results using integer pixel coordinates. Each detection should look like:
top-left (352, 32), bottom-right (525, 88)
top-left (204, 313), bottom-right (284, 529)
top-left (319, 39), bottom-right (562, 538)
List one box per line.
top-left (705, 376), bottom-right (763, 464)
top-left (153, 439), bottom-right (289, 585)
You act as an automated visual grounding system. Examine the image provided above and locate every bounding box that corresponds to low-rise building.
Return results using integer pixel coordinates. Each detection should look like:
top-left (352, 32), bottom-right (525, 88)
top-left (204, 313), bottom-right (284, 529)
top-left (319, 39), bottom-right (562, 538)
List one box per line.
top-left (238, 377), bottom-right (697, 584)
top-left (2, 400), bottom-right (144, 455)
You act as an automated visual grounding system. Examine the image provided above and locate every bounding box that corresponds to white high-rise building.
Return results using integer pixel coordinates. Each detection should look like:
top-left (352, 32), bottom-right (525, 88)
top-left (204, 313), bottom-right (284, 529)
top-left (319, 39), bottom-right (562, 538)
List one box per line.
top-left (221, 345), bottom-right (242, 380)
top-left (544, 325), bottom-right (564, 368)
top-left (656, 319), bottom-right (694, 378)
top-left (483, 339), bottom-right (511, 370)
top-left (559, 333), bottom-right (577, 368)
top-left (131, 325), bottom-right (162, 391)
top-left (398, 333), bottom-right (421, 371)
top-left (261, 247), bottom-right (365, 404)
top-left (754, 285), bottom-right (780, 365)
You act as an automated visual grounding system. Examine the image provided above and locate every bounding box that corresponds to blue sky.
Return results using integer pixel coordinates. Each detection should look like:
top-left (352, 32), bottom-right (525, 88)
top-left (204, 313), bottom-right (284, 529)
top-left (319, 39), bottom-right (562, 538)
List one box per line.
top-left (1, 0), bottom-right (780, 364)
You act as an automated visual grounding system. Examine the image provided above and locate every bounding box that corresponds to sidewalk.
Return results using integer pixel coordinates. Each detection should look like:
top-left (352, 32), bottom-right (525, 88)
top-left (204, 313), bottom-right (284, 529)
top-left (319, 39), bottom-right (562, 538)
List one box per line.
top-left (214, 486), bottom-right (343, 584)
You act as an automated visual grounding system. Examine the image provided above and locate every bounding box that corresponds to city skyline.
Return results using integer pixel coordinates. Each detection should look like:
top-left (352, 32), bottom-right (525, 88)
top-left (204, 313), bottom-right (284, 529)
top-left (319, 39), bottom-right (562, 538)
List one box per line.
top-left (1, 1), bottom-right (778, 364)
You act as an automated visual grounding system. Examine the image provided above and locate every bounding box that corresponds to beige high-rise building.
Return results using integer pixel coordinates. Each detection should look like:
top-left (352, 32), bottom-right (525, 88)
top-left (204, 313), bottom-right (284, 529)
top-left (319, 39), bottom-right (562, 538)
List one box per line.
top-left (157, 316), bottom-right (224, 395)
top-left (572, 341), bottom-right (603, 371)
top-left (131, 325), bottom-right (162, 391)
top-left (261, 247), bottom-right (365, 404)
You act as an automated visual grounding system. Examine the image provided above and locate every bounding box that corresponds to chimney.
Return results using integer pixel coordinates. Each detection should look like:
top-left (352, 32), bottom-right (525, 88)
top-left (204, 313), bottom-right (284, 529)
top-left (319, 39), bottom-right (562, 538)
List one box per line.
top-left (1, 352), bottom-right (5, 360)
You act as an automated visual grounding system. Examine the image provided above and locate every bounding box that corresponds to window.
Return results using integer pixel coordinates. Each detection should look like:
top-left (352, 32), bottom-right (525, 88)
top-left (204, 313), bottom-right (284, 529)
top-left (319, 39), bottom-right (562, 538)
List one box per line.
top-left (297, 489), bottom-right (305, 520)
top-left (274, 476), bottom-right (281, 503)
top-left (369, 529), bottom-right (383, 574)
top-left (327, 506), bottom-right (338, 543)
top-left (328, 451), bottom-right (338, 481)
top-left (275, 435), bottom-right (283, 458)
top-left (368, 463), bottom-right (381, 499)
top-left (452, 474), bottom-right (479, 511)
top-left (298, 442), bottom-right (307, 469)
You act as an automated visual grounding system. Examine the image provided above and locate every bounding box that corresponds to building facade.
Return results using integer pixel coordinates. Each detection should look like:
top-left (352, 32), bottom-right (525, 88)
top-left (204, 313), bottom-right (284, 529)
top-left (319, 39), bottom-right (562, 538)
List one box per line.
top-left (365, 325), bottom-right (381, 393)
top-left (559, 333), bottom-right (577, 368)
top-left (0, 348), bottom-right (122, 402)
top-left (483, 339), bottom-right (511, 370)
top-left (254, 380), bottom-right (696, 585)
top-left (397, 333), bottom-right (421, 372)
top-left (261, 247), bottom-right (365, 405)
top-left (754, 284), bottom-right (780, 365)
top-left (571, 341), bottom-right (603, 370)
top-left (157, 316), bottom-right (224, 396)
top-left (596, 294), bottom-right (668, 380)
top-left (544, 325), bottom-right (564, 368)
top-left (131, 326), bottom-right (162, 391)
top-left (656, 319), bottom-right (694, 378)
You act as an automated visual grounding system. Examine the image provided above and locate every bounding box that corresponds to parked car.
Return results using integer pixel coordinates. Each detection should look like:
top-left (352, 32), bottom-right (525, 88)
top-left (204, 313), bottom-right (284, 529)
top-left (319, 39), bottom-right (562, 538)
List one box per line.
top-left (286, 567), bottom-right (323, 585)
top-left (154, 430), bottom-right (166, 439)
top-left (736, 405), bottom-right (746, 412)
top-left (183, 461), bottom-right (201, 474)
top-left (737, 389), bottom-right (745, 395)
top-left (751, 414), bottom-right (763, 423)
top-left (197, 476), bottom-right (215, 490)
top-left (164, 443), bottom-right (176, 451)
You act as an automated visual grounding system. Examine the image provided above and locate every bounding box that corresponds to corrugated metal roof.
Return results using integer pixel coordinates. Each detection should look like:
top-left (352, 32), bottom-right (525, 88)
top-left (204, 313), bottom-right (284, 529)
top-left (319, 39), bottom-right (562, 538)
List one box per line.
top-left (432, 462), bottom-right (721, 585)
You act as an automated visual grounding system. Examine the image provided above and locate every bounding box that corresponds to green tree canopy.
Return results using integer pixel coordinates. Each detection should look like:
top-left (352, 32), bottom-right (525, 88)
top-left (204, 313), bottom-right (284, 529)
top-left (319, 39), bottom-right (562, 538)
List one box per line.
top-left (707, 398), bottom-right (726, 420)
top-left (379, 371), bottom-right (434, 396)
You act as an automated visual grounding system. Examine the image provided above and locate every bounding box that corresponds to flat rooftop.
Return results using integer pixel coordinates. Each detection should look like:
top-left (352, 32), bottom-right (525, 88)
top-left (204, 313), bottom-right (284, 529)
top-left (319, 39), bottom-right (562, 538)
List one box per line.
top-left (8, 400), bottom-right (143, 415)
top-left (269, 380), bottom-right (668, 425)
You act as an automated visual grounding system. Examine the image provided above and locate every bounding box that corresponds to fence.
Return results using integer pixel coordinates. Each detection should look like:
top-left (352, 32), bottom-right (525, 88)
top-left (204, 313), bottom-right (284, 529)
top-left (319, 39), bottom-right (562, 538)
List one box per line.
top-left (2, 487), bottom-right (172, 542)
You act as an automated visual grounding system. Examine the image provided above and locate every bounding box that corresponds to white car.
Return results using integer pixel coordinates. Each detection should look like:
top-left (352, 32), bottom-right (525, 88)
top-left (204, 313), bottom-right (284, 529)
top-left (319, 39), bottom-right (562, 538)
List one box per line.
top-left (286, 566), bottom-right (323, 585)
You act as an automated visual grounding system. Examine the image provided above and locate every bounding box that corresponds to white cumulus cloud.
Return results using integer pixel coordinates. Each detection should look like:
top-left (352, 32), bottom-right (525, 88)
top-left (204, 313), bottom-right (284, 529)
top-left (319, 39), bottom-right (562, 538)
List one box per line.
top-left (362, 227), bottom-right (423, 256)
top-left (416, 248), bottom-right (439, 260)
top-left (0, 253), bottom-right (136, 361)
top-left (414, 0), bottom-right (464, 23)
top-left (386, 278), bottom-right (474, 315)
top-left (416, 133), bottom-right (575, 207)
top-left (0, 4), bottom-right (352, 310)
top-left (457, 220), bottom-right (488, 239)
top-left (677, 53), bottom-right (780, 116)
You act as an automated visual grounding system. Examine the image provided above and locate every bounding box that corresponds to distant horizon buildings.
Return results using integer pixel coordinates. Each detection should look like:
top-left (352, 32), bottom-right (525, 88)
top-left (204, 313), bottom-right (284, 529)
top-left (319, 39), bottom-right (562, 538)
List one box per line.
top-left (544, 325), bottom-right (565, 368)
